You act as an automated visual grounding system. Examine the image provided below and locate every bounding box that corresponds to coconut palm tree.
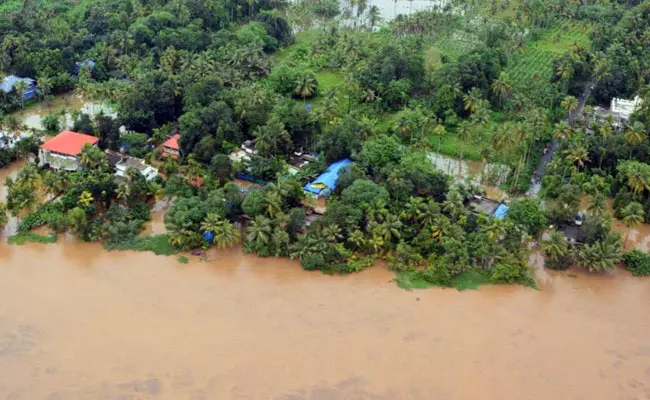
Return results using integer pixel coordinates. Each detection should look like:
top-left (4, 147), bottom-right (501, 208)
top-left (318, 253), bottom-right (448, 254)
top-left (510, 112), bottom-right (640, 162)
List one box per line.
top-left (555, 59), bottom-right (574, 82)
top-left (379, 214), bottom-right (403, 242)
top-left (456, 120), bottom-right (472, 158)
top-left (560, 95), bottom-right (578, 114)
top-left (78, 190), bottom-right (94, 207)
top-left (624, 122), bottom-right (646, 154)
top-left (618, 160), bottom-right (650, 195)
top-left (247, 215), bottom-right (273, 246)
top-left (541, 229), bottom-right (569, 264)
top-left (416, 199), bottom-right (440, 228)
top-left (432, 123), bottom-right (446, 152)
top-left (622, 202), bottom-right (644, 247)
top-left (578, 235), bottom-right (621, 272)
top-left (564, 142), bottom-right (590, 170)
top-left (79, 144), bottom-right (105, 170)
top-left (367, 5), bottom-right (382, 30)
top-left (587, 194), bottom-right (608, 216)
top-left (462, 87), bottom-right (482, 113)
top-left (491, 71), bottom-right (512, 106)
top-left (213, 220), bottom-right (240, 249)
top-left (485, 218), bottom-right (507, 240)
top-left (294, 71), bottom-right (318, 100)
top-left (552, 121), bottom-right (572, 141)
top-left (253, 119), bottom-right (291, 157)
top-left (116, 181), bottom-right (131, 203)
top-left (470, 102), bottom-right (491, 128)
top-left (200, 213), bottom-right (222, 234)
top-left (264, 191), bottom-right (283, 219)
top-left (400, 196), bottom-right (424, 223)
top-left (443, 188), bottom-right (464, 221)
top-left (597, 119), bottom-right (614, 168)
top-left (17, 164), bottom-right (42, 191)
top-left (368, 233), bottom-right (385, 255)
top-left (13, 80), bottom-right (28, 109)
top-left (347, 229), bottom-right (366, 250)
top-left (37, 75), bottom-right (53, 107)
top-left (322, 224), bottom-right (343, 243)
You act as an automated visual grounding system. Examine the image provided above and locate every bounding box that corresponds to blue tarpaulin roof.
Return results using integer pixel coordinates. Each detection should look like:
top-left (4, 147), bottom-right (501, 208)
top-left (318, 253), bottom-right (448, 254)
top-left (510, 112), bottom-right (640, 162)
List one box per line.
top-left (1, 75), bottom-right (36, 100)
top-left (304, 158), bottom-right (352, 196)
top-left (493, 204), bottom-right (509, 220)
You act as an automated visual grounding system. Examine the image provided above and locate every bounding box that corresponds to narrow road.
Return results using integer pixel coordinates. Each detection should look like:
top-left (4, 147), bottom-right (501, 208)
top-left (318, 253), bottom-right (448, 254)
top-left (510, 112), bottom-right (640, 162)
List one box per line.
top-left (526, 77), bottom-right (597, 197)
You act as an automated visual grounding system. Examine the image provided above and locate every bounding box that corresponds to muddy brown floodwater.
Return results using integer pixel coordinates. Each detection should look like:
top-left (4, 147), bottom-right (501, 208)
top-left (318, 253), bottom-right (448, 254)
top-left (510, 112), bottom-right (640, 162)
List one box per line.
top-left (0, 236), bottom-right (650, 400)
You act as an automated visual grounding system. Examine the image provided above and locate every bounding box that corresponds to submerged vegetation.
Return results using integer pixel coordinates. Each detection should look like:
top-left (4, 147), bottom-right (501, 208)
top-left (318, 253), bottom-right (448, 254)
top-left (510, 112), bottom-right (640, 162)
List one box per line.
top-left (8, 231), bottom-right (58, 245)
top-left (0, 0), bottom-right (649, 287)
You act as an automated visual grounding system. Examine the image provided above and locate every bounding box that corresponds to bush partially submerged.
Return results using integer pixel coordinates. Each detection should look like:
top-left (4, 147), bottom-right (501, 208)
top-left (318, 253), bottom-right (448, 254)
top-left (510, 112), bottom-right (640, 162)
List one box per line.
top-left (623, 250), bottom-right (650, 276)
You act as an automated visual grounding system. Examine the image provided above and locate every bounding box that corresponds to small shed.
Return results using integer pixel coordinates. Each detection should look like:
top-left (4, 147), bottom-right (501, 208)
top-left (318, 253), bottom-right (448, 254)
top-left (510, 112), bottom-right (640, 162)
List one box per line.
top-left (469, 196), bottom-right (500, 216)
top-left (304, 159), bottom-right (352, 197)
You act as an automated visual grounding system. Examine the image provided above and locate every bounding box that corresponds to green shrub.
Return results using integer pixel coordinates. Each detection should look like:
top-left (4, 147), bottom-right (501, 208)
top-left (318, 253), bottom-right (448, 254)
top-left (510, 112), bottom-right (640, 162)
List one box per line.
top-left (18, 202), bottom-right (66, 233)
top-left (341, 256), bottom-right (373, 273)
top-left (8, 232), bottom-right (58, 245)
top-left (490, 262), bottom-right (523, 284)
top-left (623, 250), bottom-right (650, 276)
top-left (300, 253), bottom-right (326, 271)
top-left (178, 256), bottom-right (189, 264)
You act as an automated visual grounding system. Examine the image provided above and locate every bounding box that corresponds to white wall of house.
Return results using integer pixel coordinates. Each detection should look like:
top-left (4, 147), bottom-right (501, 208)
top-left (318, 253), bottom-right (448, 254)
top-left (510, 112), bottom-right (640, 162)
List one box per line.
top-left (38, 149), bottom-right (80, 171)
top-left (163, 147), bottom-right (179, 157)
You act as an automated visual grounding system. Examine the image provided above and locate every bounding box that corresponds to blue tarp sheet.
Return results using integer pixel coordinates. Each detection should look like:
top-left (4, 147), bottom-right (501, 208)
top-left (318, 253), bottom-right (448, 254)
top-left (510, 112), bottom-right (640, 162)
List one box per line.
top-left (493, 204), bottom-right (509, 220)
top-left (202, 231), bottom-right (215, 243)
top-left (304, 158), bottom-right (352, 196)
top-left (1, 75), bottom-right (36, 100)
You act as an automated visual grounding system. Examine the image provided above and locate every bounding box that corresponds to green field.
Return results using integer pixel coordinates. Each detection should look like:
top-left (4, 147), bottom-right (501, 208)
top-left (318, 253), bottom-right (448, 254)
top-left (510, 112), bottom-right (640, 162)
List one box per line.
top-left (0, 1), bottom-right (21, 12)
top-left (507, 21), bottom-right (592, 85)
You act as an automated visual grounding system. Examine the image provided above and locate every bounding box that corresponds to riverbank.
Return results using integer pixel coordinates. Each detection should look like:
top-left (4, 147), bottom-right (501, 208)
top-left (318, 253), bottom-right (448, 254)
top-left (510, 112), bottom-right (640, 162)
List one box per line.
top-left (0, 237), bottom-right (649, 399)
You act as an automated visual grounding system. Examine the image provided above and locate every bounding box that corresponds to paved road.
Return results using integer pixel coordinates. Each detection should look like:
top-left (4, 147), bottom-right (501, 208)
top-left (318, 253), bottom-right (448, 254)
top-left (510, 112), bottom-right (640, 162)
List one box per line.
top-left (526, 77), bottom-right (597, 197)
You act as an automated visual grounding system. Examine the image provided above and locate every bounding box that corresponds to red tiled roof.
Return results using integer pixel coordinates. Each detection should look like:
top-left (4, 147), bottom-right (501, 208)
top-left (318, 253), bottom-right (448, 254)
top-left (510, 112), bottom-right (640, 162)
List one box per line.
top-left (40, 130), bottom-right (99, 156)
top-left (163, 134), bottom-right (180, 150)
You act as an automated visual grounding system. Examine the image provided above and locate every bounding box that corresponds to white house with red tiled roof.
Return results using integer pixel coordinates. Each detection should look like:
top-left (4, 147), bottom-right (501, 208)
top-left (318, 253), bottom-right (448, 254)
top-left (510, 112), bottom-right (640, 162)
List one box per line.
top-left (161, 134), bottom-right (180, 158)
top-left (38, 130), bottom-right (99, 171)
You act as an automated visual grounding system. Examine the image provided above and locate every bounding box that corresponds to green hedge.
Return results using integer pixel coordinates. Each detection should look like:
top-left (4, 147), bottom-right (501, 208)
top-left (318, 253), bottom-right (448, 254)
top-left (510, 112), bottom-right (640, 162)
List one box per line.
top-left (623, 250), bottom-right (650, 276)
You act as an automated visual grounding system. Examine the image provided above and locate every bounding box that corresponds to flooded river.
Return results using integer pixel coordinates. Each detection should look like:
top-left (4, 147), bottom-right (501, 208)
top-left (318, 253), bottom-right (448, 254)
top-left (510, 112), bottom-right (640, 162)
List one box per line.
top-left (0, 237), bottom-right (649, 399)
top-left (1, 160), bottom-right (650, 399)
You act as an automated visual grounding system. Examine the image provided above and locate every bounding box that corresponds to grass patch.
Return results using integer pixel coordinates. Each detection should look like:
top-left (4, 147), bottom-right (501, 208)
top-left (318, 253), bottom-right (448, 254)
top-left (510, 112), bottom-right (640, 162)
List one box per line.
top-left (395, 269), bottom-right (493, 291)
top-left (395, 270), bottom-right (435, 290)
top-left (315, 70), bottom-right (343, 91)
top-left (178, 256), bottom-right (189, 264)
top-left (8, 231), bottom-right (58, 245)
top-left (273, 29), bottom-right (321, 64)
top-left (567, 273), bottom-right (578, 278)
top-left (105, 234), bottom-right (180, 256)
top-left (450, 270), bottom-right (492, 291)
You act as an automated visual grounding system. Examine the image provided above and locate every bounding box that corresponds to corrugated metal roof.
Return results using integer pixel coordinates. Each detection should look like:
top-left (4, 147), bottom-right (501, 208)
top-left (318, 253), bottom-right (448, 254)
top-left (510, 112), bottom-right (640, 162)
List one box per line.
top-left (304, 159), bottom-right (352, 196)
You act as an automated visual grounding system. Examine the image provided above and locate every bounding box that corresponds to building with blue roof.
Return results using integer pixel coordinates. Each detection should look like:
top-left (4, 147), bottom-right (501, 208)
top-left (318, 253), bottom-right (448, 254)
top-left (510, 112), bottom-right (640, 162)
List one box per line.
top-left (304, 159), bottom-right (352, 197)
top-left (1, 75), bottom-right (37, 101)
